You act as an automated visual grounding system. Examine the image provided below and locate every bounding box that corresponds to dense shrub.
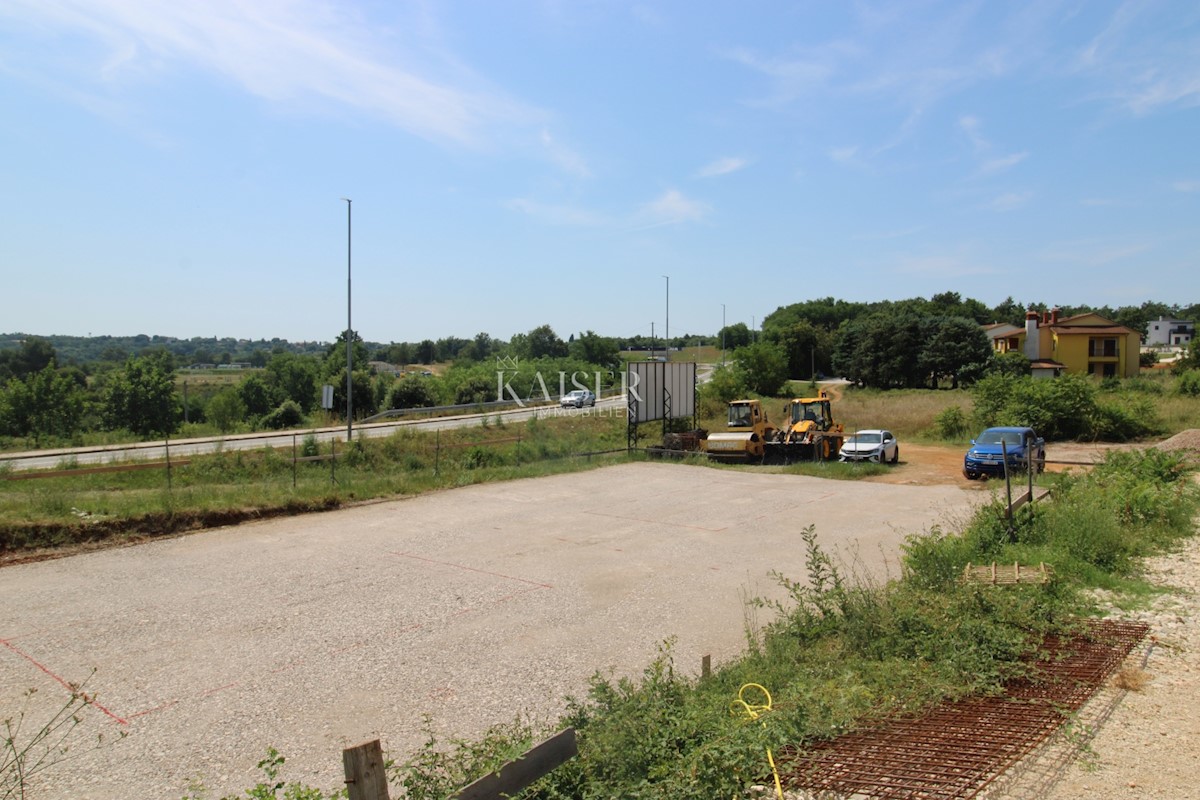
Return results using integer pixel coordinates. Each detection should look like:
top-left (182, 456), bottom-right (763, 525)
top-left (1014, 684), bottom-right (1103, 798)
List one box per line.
top-left (261, 400), bottom-right (304, 430)
top-left (384, 376), bottom-right (438, 409)
top-left (969, 373), bottom-right (1160, 441)
top-left (1177, 369), bottom-right (1200, 397)
top-left (932, 406), bottom-right (969, 440)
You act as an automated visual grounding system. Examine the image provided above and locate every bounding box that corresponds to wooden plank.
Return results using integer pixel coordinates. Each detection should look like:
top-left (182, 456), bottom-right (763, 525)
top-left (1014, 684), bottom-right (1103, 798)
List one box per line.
top-left (452, 728), bottom-right (577, 800)
top-left (343, 739), bottom-right (390, 800)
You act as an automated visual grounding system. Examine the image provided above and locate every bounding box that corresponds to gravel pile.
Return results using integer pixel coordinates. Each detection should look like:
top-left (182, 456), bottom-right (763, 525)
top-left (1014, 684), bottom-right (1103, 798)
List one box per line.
top-left (1153, 428), bottom-right (1200, 457)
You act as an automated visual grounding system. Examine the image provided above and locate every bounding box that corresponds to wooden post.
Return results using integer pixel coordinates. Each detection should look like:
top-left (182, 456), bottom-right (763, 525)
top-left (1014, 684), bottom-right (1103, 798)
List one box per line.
top-left (292, 433), bottom-right (297, 489)
top-left (343, 739), bottom-right (390, 800)
top-left (452, 728), bottom-right (577, 800)
top-left (1002, 440), bottom-right (1013, 536)
top-left (702, 654), bottom-right (711, 679)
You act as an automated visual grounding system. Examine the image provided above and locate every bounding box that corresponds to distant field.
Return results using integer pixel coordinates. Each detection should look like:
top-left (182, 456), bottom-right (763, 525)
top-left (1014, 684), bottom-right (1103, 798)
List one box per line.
top-left (174, 368), bottom-right (264, 389)
top-left (620, 345), bottom-right (721, 363)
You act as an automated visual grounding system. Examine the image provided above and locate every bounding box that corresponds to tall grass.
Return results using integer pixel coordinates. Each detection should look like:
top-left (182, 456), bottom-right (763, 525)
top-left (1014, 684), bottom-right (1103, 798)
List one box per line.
top-left (0, 414), bottom-right (628, 553)
top-left (832, 386), bottom-right (973, 441)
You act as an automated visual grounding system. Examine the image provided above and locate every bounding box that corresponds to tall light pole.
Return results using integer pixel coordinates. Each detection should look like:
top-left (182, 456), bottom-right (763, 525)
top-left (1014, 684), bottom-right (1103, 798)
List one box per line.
top-left (662, 275), bottom-right (670, 358)
top-left (341, 197), bottom-right (352, 444)
top-left (721, 304), bottom-right (726, 365)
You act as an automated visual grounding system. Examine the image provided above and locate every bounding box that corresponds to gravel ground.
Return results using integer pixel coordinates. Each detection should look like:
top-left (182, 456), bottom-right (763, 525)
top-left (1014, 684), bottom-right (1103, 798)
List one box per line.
top-left (1035, 476), bottom-right (1200, 799)
top-left (0, 462), bottom-right (981, 800)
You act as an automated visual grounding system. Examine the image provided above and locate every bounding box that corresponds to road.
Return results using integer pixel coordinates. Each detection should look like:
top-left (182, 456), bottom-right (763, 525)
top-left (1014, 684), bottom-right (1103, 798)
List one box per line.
top-left (0, 461), bottom-right (980, 799)
top-left (0, 395), bottom-right (628, 472)
top-left (0, 364), bottom-right (716, 472)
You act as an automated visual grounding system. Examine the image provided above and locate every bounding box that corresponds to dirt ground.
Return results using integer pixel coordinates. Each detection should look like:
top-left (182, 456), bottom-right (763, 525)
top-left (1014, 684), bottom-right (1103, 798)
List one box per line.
top-left (862, 440), bottom-right (1132, 487)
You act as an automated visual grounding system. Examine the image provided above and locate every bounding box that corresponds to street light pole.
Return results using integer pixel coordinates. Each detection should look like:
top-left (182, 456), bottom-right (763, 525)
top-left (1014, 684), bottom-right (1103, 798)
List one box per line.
top-left (341, 197), bottom-right (352, 444)
top-left (663, 275), bottom-right (669, 358)
top-left (721, 303), bottom-right (726, 365)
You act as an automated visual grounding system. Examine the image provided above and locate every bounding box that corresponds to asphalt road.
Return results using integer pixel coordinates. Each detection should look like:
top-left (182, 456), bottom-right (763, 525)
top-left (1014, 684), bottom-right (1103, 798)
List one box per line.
top-left (0, 461), bottom-right (979, 799)
top-left (0, 396), bottom-right (627, 472)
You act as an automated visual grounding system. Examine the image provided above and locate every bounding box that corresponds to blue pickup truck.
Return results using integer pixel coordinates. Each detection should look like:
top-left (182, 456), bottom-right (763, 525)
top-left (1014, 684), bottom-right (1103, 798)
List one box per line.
top-left (963, 426), bottom-right (1046, 480)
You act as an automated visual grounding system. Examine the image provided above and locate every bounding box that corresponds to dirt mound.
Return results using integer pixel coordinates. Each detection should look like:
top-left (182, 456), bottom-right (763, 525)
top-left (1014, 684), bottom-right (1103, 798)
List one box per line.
top-left (1154, 429), bottom-right (1200, 457)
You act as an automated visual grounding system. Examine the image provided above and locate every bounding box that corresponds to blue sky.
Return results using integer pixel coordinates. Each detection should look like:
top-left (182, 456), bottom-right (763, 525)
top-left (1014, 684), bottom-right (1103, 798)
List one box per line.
top-left (1, 1), bottom-right (1198, 345)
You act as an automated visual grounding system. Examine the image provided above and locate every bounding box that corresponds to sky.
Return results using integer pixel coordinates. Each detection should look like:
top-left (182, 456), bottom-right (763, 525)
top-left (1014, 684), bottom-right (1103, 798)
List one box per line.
top-left (1, 1), bottom-right (1198, 345)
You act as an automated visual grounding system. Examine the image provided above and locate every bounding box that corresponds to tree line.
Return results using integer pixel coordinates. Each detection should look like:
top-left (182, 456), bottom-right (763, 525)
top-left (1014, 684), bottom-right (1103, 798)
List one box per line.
top-left (3, 293), bottom-right (1197, 445)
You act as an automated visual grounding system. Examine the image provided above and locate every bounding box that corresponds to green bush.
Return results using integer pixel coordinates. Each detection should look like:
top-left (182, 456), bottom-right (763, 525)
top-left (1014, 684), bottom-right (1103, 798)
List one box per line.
top-left (1089, 397), bottom-right (1163, 442)
top-left (932, 406), bottom-right (969, 440)
top-left (1177, 369), bottom-right (1200, 397)
top-left (261, 400), bottom-right (304, 430)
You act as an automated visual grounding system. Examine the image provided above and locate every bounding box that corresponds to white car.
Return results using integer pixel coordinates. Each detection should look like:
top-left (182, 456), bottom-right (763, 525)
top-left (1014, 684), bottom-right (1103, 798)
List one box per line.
top-left (560, 389), bottom-right (596, 408)
top-left (839, 429), bottom-right (899, 464)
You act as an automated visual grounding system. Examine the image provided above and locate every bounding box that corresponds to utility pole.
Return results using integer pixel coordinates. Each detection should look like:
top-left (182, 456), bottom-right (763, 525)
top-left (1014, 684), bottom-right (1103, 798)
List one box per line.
top-left (651, 321), bottom-right (655, 360)
top-left (663, 275), bottom-right (670, 357)
top-left (341, 197), bottom-right (352, 444)
top-left (721, 304), bottom-right (726, 365)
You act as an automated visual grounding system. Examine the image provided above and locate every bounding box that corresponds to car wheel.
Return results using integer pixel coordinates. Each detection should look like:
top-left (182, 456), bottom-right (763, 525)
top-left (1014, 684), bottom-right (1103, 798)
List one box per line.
top-left (890, 447), bottom-right (899, 464)
top-left (964, 470), bottom-right (977, 480)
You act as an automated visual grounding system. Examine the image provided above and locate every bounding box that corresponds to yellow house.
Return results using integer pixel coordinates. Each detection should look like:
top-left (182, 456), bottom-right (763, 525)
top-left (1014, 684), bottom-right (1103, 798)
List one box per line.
top-left (1005, 309), bottom-right (1140, 378)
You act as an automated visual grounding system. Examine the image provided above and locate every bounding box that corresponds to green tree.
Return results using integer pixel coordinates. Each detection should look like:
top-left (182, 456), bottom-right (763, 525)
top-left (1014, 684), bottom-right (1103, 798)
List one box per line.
top-left (717, 322), bottom-right (752, 350)
top-left (0, 337), bottom-right (58, 381)
top-left (265, 352), bottom-right (319, 412)
top-left (206, 388), bottom-right (246, 433)
top-left (919, 317), bottom-right (993, 388)
top-left (568, 331), bottom-right (620, 370)
top-left (384, 376), bottom-right (437, 409)
top-left (833, 311), bottom-right (925, 389)
top-left (764, 321), bottom-right (831, 380)
top-left (102, 352), bottom-right (180, 437)
top-left (991, 351), bottom-right (1032, 378)
top-left (526, 324), bottom-right (569, 359)
top-left (237, 373), bottom-right (280, 419)
top-left (0, 367), bottom-right (85, 443)
top-left (732, 341), bottom-right (790, 396)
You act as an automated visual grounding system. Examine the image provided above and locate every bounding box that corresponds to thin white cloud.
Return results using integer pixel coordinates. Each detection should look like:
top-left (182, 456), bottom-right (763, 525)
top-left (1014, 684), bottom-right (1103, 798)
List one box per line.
top-left (720, 45), bottom-right (839, 108)
top-left (853, 226), bottom-right (923, 242)
top-left (0, 0), bottom-right (535, 146)
top-left (696, 157), bottom-right (749, 178)
top-left (505, 198), bottom-right (606, 227)
top-left (958, 115), bottom-right (988, 151)
top-left (1038, 238), bottom-right (1152, 266)
top-left (990, 192), bottom-right (1032, 211)
top-left (630, 189), bottom-right (711, 230)
top-left (1074, 1), bottom-right (1200, 115)
top-left (1173, 180), bottom-right (1200, 193)
top-left (978, 151), bottom-right (1029, 175)
top-left (829, 146), bottom-right (859, 164)
top-left (540, 130), bottom-right (591, 178)
top-left (896, 254), bottom-right (995, 277)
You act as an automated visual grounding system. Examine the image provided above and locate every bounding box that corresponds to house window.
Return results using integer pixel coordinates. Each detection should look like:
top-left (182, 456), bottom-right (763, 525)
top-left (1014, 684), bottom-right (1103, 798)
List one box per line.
top-left (1088, 338), bottom-right (1118, 358)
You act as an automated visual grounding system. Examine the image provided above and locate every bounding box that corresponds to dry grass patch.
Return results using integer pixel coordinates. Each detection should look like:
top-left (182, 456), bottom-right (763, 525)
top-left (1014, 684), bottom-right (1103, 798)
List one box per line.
top-left (1110, 666), bottom-right (1152, 692)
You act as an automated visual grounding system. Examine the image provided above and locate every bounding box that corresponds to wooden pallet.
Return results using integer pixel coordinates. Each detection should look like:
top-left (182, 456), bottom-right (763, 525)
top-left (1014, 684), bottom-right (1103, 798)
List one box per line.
top-left (961, 561), bottom-right (1054, 585)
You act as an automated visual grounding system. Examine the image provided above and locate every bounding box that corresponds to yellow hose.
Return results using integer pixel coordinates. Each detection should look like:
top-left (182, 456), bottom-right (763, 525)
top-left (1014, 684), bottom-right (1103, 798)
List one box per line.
top-left (731, 683), bottom-right (784, 800)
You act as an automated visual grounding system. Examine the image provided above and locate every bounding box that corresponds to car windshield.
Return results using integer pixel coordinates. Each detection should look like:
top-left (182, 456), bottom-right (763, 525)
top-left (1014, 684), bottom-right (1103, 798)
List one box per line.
top-left (847, 433), bottom-right (882, 444)
top-left (978, 430), bottom-right (1024, 445)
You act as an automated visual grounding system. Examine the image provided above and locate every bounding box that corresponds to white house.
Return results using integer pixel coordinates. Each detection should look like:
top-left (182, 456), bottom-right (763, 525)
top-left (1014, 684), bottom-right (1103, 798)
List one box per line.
top-left (1147, 317), bottom-right (1194, 347)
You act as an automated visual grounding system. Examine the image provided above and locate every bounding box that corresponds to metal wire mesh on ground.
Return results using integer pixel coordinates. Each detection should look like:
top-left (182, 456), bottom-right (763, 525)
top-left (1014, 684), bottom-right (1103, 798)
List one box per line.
top-left (776, 620), bottom-right (1149, 800)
